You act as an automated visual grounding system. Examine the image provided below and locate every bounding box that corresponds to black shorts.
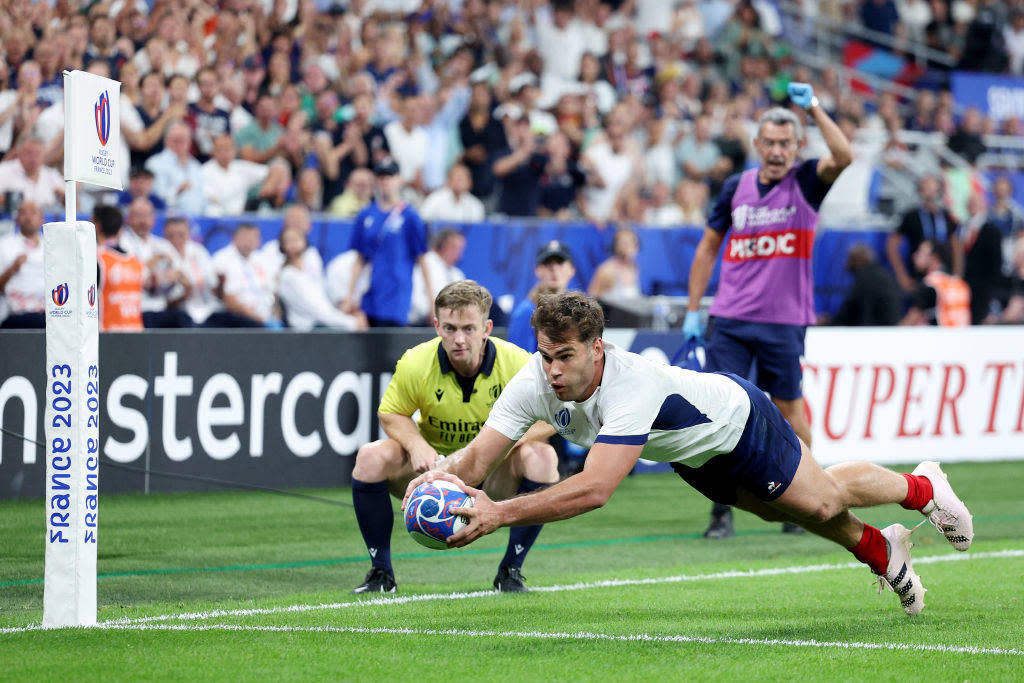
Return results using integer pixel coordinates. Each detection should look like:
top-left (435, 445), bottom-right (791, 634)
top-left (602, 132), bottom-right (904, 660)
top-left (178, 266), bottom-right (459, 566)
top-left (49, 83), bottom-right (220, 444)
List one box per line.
top-left (670, 373), bottom-right (802, 506)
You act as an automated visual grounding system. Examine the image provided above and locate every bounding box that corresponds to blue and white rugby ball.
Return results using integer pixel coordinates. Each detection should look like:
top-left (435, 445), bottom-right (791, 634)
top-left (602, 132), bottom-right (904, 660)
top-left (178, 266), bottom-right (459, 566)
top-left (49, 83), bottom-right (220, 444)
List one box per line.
top-left (405, 480), bottom-right (474, 550)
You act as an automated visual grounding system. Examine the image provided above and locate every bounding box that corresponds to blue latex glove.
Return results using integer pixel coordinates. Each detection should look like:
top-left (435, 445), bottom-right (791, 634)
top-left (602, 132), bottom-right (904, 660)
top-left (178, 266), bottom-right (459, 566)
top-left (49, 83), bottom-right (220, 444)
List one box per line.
top-left (787, 82), bottom-right (815, 109)
top-left (264, 318), bottom-right (284, 330)
top-left (682, 311), bottom-right (704, 341)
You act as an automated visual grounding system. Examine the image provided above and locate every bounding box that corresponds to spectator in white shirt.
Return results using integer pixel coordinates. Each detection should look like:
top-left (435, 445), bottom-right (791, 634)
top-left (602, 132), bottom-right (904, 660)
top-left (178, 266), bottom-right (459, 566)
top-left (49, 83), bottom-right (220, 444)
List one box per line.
top-left (163, 216), bottom-right (219, 325)
top-left (580, 105), bottom-right (643, 226)
top-left (325, 248), bottom-right (372, 309)
top-left (408, 228), bottom-right (467, 325)
top-left (0, 201), bottom-right (46, 327)
top-left (259, 204), bottom-right (325, 284)
top-left (146, 122), bottom-right (207, 215)
top-left (419, 164), bottom-right (486, 223)
top-left (119, 197), bottom-right (194, 327)
top-left (208, 223), bottom-right (276, 328)
top-left (0, 137), bottom-right (64, 213)
top-left (533, 0), bottom-right (590, 85)
top-left (200, 135), bottom-right (290, 217)
top-left (1005, 10), bottom-right (1024, 75)
top-left (383, 94), bottom-right (428, 192)
top-left (643, 181), bottom-right (687, 227)
top-left (277, 226), bottom-right (366, 331)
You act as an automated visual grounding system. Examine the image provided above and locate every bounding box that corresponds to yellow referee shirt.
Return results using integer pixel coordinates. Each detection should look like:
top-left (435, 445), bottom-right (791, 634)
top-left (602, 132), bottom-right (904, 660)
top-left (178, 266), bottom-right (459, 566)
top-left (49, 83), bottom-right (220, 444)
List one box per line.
top-left (378, 337), bottom-right (531, 455)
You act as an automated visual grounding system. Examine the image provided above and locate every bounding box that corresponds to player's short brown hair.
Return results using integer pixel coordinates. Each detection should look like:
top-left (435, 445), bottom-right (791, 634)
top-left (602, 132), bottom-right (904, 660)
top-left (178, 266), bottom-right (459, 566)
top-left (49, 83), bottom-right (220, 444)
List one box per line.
top-left (531, 291), bottom-right (604, 344)
top-left (434, 280), bottom-right (492, 318)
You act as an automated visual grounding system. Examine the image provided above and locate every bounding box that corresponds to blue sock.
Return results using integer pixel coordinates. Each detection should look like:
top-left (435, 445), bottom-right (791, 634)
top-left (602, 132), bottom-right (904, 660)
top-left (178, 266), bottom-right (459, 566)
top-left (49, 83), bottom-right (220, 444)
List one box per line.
top-left (352, 478), bottom-right (393, 571)
top-left (501, 477), bottom-right (547, 570)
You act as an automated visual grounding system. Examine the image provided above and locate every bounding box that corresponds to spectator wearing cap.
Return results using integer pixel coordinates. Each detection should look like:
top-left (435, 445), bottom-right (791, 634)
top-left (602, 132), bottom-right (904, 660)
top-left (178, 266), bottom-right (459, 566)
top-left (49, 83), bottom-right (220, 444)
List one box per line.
top-left (186, 67), bottom-right (232, 164)
top-left (342, 159), bottom-right (432, 327)
top-left (145, 121), bottom-right (207, 215)
top-left (507, 240), bottom-right (577, 353)
top-left (420, 164), bottom-right (485, 223)
top-left (200, 135), bottom-right (290, 217)
top-left (116, 166), bottom-right (167, 211)
top-left (459, 81), bottom-right (507, 201)
top-left (493, 116), bottom-right (548, 217)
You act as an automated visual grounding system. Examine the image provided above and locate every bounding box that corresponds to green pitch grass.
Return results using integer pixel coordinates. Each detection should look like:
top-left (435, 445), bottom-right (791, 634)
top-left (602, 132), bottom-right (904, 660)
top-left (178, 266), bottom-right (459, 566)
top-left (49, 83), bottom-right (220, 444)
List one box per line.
top-left (2, 461), bottom-right (1023, 680)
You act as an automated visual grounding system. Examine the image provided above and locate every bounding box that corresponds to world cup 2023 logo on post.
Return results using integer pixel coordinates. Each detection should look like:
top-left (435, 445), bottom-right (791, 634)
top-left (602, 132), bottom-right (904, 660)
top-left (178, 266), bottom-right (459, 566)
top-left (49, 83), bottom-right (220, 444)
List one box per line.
top-left (49, 282), bottom-right (72, 319)
top-left (95, 91), bottom-right (110, 147)
top-left (52, 283), bottom-right (68, 307)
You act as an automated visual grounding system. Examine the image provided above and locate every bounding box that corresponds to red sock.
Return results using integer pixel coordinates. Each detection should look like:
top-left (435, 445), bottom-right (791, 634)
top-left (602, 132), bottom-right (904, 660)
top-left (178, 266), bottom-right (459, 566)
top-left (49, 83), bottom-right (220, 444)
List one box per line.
top-left (851, 524), bottom-right (888, 575)
top-left (900, 473), bottom-right (934, 511)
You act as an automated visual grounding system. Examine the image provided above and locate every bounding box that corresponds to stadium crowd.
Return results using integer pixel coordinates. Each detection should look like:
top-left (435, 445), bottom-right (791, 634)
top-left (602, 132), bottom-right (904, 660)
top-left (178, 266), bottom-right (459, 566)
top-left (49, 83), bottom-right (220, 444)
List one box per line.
top-left (0, 0), bottom-right (1023, 329)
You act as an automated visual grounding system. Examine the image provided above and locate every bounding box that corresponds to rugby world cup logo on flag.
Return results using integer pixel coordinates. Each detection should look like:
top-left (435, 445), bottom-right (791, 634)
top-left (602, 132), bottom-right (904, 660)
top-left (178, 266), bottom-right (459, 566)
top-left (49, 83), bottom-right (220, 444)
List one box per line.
top-left (95, 91), bottom-right (111, 146)
top-left (52, 282), bottom-right (69, 307)
top-left (88, 284), bottom-right (96, 307)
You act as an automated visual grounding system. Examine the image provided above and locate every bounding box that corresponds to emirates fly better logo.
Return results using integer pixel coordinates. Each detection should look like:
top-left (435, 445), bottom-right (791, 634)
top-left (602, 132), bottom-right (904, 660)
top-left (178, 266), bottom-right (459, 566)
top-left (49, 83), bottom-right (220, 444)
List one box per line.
top-left (95, 91), bottom-right (111, 146)
top-left (52, 283), bottom-right (69, 307)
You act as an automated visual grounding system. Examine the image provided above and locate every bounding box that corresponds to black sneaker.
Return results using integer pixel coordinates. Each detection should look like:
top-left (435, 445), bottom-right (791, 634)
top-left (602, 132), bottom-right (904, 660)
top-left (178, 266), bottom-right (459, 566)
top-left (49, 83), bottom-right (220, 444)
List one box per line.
top-left (493, 566), bottom-right (528, 593)
top-left (351, 567), bottom-right (397, 595)
top-left (703, 508), bottom-right (734, 539)
top-left (781, 522), bottom-right (806, 535)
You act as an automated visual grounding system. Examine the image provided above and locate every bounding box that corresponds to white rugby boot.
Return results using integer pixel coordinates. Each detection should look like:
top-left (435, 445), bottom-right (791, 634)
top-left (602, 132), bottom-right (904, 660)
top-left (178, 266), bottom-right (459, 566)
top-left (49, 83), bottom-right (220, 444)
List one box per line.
top-left (877, 524), bottom-right (926, 616)
top-left (912, 461), bottom-right (974, 551)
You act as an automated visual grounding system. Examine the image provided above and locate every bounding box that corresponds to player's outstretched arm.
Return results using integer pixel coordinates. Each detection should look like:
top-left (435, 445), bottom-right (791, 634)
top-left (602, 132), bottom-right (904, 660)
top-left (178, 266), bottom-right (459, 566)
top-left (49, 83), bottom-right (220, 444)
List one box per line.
top-left (446, 442), bottom-right (643, 548)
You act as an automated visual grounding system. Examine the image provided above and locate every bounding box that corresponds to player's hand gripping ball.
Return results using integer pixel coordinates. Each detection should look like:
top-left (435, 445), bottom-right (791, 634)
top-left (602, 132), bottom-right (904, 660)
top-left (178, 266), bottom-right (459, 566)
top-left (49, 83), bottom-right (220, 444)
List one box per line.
top-left (405, 480), bottom-right (475, 549)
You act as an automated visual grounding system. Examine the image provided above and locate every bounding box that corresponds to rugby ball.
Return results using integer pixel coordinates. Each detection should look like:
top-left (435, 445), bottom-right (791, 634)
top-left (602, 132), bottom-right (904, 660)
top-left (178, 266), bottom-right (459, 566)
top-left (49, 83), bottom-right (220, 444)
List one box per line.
top-left (405, 480), bottom-right (475, 550)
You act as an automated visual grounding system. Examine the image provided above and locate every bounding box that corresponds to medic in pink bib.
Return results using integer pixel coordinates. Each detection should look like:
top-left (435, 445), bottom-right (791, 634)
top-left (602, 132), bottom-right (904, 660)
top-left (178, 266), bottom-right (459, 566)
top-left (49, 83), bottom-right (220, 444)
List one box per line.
top-left (684, 82), bottom-right (853, 540)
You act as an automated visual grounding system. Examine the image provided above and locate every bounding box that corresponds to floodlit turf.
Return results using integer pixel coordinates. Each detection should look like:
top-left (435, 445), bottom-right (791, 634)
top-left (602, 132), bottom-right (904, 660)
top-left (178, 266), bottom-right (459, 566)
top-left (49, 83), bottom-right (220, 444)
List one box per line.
top-left (2, 461), bottom-right (1023, 680)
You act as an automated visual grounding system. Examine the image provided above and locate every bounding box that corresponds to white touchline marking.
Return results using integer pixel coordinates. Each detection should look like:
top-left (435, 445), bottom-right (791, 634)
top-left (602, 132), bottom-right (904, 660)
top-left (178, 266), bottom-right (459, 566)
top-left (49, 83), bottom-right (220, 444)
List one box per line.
top-left (1, 548), bottom-right (1017, 635)
top-left (11, 623), bottom-right (1024, 657)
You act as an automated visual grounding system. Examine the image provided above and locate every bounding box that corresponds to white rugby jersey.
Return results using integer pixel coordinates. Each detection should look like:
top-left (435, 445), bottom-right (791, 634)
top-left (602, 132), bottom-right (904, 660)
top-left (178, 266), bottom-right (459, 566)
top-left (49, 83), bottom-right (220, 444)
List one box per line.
top-left (486, 342), bottom-right (751, 467)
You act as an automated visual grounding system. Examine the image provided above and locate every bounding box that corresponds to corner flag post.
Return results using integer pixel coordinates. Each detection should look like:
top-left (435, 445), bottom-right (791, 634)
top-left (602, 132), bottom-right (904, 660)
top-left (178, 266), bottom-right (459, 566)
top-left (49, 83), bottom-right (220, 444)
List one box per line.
top-left (42, 70), bottom-right (121, 628)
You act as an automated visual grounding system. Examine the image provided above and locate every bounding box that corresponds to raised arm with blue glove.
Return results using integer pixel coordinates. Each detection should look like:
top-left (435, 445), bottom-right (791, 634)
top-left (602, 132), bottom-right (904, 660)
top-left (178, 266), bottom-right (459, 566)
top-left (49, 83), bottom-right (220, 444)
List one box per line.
top-left (786, 82), bottom-right (818, 110)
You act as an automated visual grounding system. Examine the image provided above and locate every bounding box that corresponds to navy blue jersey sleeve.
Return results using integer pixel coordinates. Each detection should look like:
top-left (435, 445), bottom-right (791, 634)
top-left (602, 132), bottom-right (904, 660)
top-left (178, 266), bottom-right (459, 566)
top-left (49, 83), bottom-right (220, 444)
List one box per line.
top-left (707, 173), bottom-right (742, 233)
top-left (795, 158), bottom-right (830, 211)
